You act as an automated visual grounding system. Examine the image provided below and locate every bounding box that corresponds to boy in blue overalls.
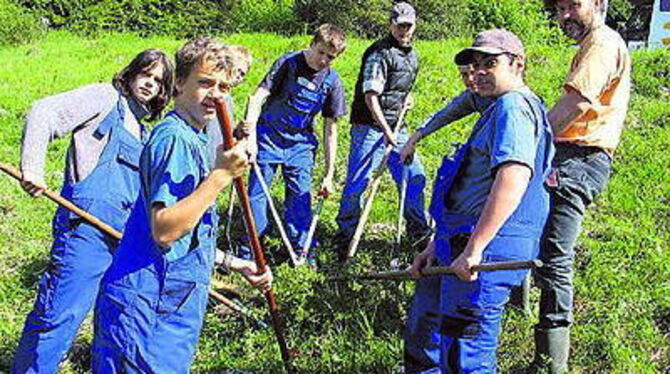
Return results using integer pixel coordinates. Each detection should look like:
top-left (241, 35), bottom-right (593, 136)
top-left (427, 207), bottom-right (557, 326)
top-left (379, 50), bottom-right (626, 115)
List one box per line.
top-left (239, 24), bottom-right (347, 262)
top-left (91, 38), bottom-right (273, 373)
top-left (400, 64), bottom-right (493, 373)
top-left (12, 49), bottom-right (174, 374)
top-left (408, 29), bottom-right (554, 373)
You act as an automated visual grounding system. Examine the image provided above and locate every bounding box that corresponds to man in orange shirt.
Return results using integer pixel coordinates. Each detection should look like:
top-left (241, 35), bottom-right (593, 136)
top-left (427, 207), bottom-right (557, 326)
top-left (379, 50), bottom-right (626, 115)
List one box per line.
top-left (532, 0), bottom-right (631, 372)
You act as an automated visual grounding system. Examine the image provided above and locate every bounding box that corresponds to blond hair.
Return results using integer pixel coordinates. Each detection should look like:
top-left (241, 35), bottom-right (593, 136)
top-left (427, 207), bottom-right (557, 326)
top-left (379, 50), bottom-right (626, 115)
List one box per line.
top-left (311, 24), bottom-right (347, 54)
top-left (175, 37), bottom-right (253, 89)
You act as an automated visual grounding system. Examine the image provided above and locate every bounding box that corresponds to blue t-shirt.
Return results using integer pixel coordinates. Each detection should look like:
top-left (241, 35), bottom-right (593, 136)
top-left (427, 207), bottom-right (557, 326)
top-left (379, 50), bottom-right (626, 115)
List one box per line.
top-left (118, 111), bottom-right (217, 264)
top-left (446, 87), bottom-right (542, 217)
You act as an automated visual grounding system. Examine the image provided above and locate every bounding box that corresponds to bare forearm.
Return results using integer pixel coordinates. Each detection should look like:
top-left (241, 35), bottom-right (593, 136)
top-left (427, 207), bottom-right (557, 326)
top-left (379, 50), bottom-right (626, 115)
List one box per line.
top-left (466, 164), bottom-right (531, 256)
top-left (152, 170), bottom-right (232, 247)
top-left (323, 117), bottom-right (338, 178)
top-left (364, 92), bottom-right (392, 134)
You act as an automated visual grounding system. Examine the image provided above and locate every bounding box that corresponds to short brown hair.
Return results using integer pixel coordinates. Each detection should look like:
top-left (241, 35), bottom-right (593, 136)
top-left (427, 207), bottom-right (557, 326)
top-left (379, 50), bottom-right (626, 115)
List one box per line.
top-left (311, 24), bottom-right (347, 54)
top-left (175, 37), bottom-right (252, 90)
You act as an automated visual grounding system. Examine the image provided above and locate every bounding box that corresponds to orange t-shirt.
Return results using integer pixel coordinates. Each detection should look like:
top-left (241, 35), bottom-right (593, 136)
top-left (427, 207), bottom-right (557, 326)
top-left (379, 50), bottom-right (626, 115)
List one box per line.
top-left (556, 25), bottom-right (632, 155)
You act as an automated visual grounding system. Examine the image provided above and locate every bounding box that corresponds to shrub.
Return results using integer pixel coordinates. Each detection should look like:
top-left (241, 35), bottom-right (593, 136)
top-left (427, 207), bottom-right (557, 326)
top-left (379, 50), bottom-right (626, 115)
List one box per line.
top-left (15, 0), bottom-right (98, 28)
top-left (294, 0), bottom-right (389, 39)
top-left (0, 0), bottom-right (45, 46)
top-left (630, 48), bottom-right (670, 99)
top-left (466, 0), bottom-right (558, 45)
top-left (294, 0), bottom-right (558, 42)
top-left (416, 0), bottom-right (472, 40)
top-left (226, 0), bottom-right (305, 35)
top-left (19, 0), bottom-right (304, 39)
top-left (66, 0), bottom-right (227, 38)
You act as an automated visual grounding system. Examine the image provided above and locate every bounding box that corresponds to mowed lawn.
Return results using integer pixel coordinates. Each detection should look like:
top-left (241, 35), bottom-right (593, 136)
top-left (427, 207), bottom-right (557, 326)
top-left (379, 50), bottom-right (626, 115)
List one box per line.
top-left (0, 31), bottom-right (668, 373)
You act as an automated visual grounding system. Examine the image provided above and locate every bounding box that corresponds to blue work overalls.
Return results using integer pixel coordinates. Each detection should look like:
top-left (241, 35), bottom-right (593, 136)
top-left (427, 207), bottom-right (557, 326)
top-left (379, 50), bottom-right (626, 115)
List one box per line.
top-left (12, 97), bottom-right (143, 374)
top-left (91, 114), bottom-right (218, 374)
top-left (247, 55), bottom-right (337, 255)
top-left (405, 91), bottom-right (553, 373)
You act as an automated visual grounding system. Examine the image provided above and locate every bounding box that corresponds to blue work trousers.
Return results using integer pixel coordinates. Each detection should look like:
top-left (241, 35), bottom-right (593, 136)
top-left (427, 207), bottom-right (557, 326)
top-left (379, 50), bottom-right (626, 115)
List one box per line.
top-left (535, 143), bottom-right (611, 328)
top-left (406, 230), bottom-right (535, 373)
top-left (248, 147), bottom-right (314, 253)
top-left (335, 124), bottom-right (430, 242)
top-left (92, 232), bottom-right (214, 374)
top-left (12, 222), bottom-right (113, 374)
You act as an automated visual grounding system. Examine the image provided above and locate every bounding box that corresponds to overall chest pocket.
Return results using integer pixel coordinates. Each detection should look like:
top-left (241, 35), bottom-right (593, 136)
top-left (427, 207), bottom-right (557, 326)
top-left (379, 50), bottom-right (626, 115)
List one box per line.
top-left (116, 141), bottom-right (141, 171)
top-left (288, 85), bottom-right (322, 116)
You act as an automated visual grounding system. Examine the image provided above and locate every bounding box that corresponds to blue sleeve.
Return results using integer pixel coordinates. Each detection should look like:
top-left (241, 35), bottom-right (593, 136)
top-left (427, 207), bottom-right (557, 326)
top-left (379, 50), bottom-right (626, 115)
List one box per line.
top-left (322, 74), bottom-right (347, 118)
top-left (490, 95), bottom-right (537, 173)
top-left (258, 53), bottom-right (290, 95)
top-left (145, 131), bottom-right (200, 208)
top-left (418, 90), bottom-right (491, 138)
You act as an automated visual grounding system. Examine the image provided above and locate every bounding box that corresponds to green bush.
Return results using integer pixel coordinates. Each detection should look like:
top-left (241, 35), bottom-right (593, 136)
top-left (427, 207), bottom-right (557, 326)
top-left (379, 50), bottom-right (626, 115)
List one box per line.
top-left (66, 0), bottom-right (227, 38)
top-left (18, 0), bottom-right (304, 39)
top-left (15, 0), bottom-right (98, 28)
top-left (294, 0), bottom-right (558, 42)
top-left (226, 0), bottom-right (304, 35)
top-left (416, 0), bottom-right (472, 40)
top-left (630, 48), bottom-right (670, 99)
top-left (294, 0), bottom-right (388, 39)
top-left (10, 0), bottom-right (560, 42)
top-left (467, 0), bottom-right (558, 45)
top-left (0, 0), bottom-right (45, 46)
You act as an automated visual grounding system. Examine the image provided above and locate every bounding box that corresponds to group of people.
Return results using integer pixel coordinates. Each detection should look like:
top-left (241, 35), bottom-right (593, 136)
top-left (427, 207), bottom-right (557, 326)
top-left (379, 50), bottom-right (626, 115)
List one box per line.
top-left (11, 0), bottom-right (630, 372)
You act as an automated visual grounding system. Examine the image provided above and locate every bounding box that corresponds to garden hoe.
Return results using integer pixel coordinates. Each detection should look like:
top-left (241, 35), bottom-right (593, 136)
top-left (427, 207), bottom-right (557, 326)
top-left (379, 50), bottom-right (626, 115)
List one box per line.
top-left (301, 188), bottom-right (329, 268)
top-left (252, 162), bottom-right (301, 266)
top-left (396, 162), bottom-right (409, 248)
top-left (329, 259), bottom-right (543, 282)
top-left (347, 101), bottom-right (410, 260)
top-left (215, 99), bottom-right (295, 374)
top-left (0, 163), bottom-right (257, 323)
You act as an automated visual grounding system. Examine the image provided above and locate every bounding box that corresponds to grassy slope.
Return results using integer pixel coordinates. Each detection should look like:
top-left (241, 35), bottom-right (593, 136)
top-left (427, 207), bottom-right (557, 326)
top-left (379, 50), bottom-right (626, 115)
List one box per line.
top-left (0, 31), bottom-right (668, 373)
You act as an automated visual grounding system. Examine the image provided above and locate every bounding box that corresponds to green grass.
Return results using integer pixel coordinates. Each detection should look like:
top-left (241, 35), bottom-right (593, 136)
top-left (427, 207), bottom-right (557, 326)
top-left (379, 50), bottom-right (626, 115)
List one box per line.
top-left (0, 31), bottom-right (668, 373)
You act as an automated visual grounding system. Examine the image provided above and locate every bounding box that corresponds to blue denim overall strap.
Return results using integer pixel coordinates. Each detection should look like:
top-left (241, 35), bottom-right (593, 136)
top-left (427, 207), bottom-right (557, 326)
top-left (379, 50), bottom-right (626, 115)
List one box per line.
top-left (55, 96), bottom-right (144, 233)
top-left (12, 96), bottom-right (144, 374)
top-left (258, 53), bottom-right (337, 133)
top-left (496, 92), bottom-right (553, 240)
top-left (430, 90), bottom-right (553, 242)
top-left (428, 142), bottom-right (473, 230)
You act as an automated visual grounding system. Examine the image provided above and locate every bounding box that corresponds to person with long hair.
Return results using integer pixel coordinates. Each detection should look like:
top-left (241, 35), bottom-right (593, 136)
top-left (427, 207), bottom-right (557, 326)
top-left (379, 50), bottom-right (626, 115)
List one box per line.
top-left (12, 48), bottom-right (174, 373)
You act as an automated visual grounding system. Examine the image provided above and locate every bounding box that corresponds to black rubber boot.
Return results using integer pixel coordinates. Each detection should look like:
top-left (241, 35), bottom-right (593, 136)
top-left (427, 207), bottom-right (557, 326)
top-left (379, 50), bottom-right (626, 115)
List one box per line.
top-left (530, 326), bottom-right (570, 374)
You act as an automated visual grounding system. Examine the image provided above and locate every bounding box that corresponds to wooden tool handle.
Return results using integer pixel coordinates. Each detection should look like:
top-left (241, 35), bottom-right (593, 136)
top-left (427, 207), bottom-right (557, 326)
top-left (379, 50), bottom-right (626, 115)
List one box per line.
top-left (214, 99), bottom-right (294, 373)
top-left (0, 163), bottom-right (122, 240)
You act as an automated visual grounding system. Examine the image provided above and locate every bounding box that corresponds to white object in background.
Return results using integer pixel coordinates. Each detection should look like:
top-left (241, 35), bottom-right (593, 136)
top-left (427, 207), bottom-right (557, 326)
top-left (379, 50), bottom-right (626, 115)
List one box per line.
top-left (648, 0), bottom-right (670, 48)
